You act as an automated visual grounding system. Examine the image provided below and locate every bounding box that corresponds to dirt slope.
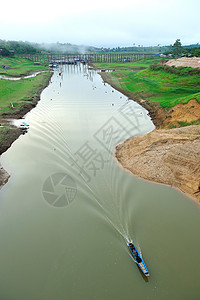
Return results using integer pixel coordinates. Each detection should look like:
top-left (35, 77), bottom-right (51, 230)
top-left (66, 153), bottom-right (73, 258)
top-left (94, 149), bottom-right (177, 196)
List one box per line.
top-left (156, 99), bottom-right (200, 128)
top-left (116, 126), bottom-right (200, 202)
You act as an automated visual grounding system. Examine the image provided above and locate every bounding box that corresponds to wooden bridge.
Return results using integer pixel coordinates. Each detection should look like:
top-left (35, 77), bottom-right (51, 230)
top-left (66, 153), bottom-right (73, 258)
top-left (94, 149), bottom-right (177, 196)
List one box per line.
top-left (22, 53), bottom-right (154, 64)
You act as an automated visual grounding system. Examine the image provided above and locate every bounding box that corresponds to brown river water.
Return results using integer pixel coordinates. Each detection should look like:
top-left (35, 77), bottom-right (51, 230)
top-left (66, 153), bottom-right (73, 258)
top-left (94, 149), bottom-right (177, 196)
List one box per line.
top-left (0, 64), bottom-right (199, 300)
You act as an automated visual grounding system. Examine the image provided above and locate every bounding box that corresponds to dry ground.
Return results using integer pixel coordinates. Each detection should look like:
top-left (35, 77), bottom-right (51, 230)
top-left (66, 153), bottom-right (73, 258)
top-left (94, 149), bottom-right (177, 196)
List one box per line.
top-left (116, 126), bottom-right (200, 202)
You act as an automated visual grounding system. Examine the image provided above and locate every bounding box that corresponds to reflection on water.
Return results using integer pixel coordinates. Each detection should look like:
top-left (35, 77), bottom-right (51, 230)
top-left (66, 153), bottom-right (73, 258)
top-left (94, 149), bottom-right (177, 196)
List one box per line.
top-left (0, 64), bottom-right (199, 300)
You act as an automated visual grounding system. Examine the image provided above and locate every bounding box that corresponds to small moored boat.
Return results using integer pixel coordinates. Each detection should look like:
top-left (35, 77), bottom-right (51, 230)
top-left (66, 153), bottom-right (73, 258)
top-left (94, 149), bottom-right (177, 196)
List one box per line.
top-left (22, 121), bottom-right (29, 127)
top-left (19, 121), bottom-right (29, 131)
top-left (128, 242), bottom-right (149, 277)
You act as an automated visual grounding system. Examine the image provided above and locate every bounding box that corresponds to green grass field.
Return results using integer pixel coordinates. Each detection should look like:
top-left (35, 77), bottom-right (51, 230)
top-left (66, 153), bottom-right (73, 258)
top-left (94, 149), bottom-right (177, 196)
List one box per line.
top-left (92, 56), bottom-right (166, 70)
top-left (107, 68), bottom-right (200, 108)
top-left (0, 57), bottom-right (52, 152)
top-left (0, 56), bottom-right (52, 115)
top-left (0, 56), bottom-right (47, 76)
top-left (0, 72), bottom-right (51, 114)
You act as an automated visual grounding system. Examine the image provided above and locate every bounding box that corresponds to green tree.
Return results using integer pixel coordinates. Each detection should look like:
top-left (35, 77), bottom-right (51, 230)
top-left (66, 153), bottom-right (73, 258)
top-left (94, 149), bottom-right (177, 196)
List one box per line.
top-left (172, 39), bottom-right (182, 56)
top-left (193, 48), bottom-right (200, 57)
top-left (1, 48), bottom-right (11, 57)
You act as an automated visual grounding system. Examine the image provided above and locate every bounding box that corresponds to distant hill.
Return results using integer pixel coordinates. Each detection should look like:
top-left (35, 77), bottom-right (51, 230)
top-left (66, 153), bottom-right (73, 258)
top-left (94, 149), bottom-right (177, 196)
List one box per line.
top-left (184, 44), bottom-right (200, 48)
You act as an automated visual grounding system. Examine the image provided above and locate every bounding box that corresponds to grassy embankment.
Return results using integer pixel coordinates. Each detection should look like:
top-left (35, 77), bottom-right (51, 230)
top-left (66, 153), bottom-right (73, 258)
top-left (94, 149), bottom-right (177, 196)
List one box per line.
top-left (0, 71), bottom-right (51, 114)
top-left (0, 56), bottom-right (52, 153)
top-left (0, 56), bottom-right (47, 76)
top-left (93, 57), bottom-right (200, 127)
top-left (0, 56), bottom-right (51, 115)
top-left (109, 68), bottom-right (200, 107)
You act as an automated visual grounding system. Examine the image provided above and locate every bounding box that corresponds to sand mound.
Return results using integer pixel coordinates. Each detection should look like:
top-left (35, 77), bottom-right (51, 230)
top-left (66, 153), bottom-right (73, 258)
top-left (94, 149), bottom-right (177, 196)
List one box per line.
top-left (165, 57), bottom-right (200, 69)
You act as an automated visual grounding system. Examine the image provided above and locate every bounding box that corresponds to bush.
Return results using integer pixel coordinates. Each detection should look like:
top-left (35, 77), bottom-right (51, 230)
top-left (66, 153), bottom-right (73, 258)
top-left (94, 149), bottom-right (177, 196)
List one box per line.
top-left (150, 64), bottom-right (200, 76)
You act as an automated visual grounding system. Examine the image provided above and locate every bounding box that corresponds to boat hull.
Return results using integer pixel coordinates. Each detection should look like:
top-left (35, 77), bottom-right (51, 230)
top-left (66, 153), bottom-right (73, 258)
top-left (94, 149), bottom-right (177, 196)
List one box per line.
top-left (128, 242), bottom-right (149, 277)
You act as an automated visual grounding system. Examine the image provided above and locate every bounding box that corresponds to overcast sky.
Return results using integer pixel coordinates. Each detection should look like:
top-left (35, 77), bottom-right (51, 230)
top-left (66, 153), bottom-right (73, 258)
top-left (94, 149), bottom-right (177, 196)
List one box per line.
top-left (1, 0), bottom-right (199, 47)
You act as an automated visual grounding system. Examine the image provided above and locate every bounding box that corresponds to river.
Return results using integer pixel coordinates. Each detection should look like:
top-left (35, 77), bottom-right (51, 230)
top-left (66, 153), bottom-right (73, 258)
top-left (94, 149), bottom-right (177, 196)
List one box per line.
top-left (0, 64), bottom-right (199, 300)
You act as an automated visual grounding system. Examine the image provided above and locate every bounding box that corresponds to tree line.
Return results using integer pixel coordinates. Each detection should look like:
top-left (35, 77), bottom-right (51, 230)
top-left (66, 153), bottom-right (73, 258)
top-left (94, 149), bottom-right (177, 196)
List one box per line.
top-left (0, 40), bottom-right (38, 56)
top-left (164, 39), bottom-right (200, 57)
top-left (0, 39), bottom-right (200, 57)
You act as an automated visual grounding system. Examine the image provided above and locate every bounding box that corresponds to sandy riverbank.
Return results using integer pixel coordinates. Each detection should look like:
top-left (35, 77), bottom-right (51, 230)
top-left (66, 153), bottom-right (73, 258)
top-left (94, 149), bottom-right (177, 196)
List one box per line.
top-left (116, 126), bottom-right (200, 202)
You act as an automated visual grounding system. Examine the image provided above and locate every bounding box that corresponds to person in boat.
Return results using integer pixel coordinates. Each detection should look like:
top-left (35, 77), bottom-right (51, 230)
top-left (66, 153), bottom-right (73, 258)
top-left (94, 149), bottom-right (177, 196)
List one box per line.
top-left (129, 243), bottom-right (142, 263)
top-left (129, 243), bottom-right (135, 252)
top-left (135, 252), bottom-right (142, 263)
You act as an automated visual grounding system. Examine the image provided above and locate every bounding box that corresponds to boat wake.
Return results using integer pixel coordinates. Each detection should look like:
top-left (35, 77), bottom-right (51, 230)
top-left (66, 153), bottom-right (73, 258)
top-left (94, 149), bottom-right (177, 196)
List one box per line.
top-left (25, 65), bottom-right (148, 255)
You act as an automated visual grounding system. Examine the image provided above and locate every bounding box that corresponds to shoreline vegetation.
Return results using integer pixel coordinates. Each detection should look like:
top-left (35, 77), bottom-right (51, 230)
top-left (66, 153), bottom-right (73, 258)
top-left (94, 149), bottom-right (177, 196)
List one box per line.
top-left (92, 57), bottom-right (200, 202)
top-left (0, 57), bottom-right (52, 188)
